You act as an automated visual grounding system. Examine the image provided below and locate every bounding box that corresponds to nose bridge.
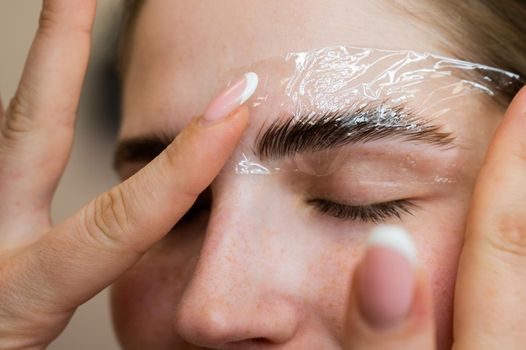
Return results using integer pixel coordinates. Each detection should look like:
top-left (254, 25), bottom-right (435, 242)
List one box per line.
top-left (182, 175), bottom-right (271, 297)
top-left (173, 177), bottom-right (301, 346)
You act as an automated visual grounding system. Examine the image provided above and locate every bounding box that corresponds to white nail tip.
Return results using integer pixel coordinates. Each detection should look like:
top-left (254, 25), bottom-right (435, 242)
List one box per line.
top-left (240, 72), bottom-right (259, 105)
top-left (367, 225), bottom-right (417, 265)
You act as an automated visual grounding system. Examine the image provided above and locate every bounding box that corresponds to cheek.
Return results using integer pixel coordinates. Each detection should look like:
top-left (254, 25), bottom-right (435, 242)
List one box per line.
top-left (300, 238), bottom-right (362, 339)
top-left (111, 258), bottom-right (183, 348)
top-left (307, 205), bottom-right (466, 345)
top-left (111, 228), bottom-right (204, 348)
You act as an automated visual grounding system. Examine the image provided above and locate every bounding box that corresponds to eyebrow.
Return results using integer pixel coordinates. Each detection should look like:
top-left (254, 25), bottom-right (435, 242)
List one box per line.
top-left (255, 103), bottom-right (455, 160)
top-left (113, 103), bottom-right (455, 171)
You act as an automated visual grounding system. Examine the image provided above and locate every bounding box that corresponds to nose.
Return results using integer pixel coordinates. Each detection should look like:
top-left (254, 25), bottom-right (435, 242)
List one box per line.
top-left (173, 183), bottom-right (302, 347)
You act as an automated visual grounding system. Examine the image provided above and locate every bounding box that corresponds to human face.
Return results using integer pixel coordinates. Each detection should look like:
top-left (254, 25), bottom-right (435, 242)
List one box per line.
top-left (111, 1), bottom-right (504, 349)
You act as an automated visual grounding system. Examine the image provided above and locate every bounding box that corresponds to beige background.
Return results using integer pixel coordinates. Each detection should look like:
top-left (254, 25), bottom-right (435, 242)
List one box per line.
top-left (1, 1), bottom-right (123, 349)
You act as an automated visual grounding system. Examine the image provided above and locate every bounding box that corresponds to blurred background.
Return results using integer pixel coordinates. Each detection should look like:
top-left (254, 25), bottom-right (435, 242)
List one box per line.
top-left (1, 1), bottom-right (123, 349)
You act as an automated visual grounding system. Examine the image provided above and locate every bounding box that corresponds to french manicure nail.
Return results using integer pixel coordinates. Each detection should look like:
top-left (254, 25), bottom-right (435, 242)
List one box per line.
top-left (201, 72), bottom-right (259, 125)
top-left (357, 225), bottom-right (416, 329)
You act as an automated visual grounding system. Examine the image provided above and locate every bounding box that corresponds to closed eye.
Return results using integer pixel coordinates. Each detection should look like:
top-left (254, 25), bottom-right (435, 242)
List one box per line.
top-left (307, 198), bottom-right (417, 223)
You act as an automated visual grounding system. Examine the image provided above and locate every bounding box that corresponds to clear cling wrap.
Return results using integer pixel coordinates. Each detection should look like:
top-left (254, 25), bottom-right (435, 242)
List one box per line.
top-left (221, 46), bottom-right (523, 187)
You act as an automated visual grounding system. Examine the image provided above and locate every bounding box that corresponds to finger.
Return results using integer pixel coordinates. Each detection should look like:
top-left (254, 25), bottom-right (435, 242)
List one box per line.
top-left (0, 0), bottom-right (97, 220)
top-left (345, 226), bottom-right (435, 350)
top-left (453, 86), bottom-right (526, 349)
top-left (6, 74), bottom-right (256, 314)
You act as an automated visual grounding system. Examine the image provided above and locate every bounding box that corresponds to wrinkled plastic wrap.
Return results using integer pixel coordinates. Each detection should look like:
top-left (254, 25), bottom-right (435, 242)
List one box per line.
top-left (224, 46), bottom-right (522, 183)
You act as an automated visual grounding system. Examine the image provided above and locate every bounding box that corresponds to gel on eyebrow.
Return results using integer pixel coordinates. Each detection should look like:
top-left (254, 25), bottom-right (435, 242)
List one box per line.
top-left (220, 46), bottom-right (523, 177)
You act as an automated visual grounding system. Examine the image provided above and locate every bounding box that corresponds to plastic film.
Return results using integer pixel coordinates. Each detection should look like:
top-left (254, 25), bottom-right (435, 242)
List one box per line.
top-left (222, 46), bottom-right (522, 185)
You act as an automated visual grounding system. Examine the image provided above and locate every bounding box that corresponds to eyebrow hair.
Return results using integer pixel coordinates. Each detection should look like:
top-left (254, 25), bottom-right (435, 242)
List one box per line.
top-left (255, 103), bottom-right (455, 160)
top-left (113, 103), bottom-right (455, 171)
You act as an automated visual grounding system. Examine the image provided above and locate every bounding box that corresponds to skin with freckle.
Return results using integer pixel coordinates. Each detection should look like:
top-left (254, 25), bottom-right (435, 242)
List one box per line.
top-left (111, 0), bottom-right (506, 349)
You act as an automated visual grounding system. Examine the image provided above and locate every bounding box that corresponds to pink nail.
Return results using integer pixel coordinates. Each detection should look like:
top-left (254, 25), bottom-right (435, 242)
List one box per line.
top-left (357, 225), bottom-right (416, 329)
top-left (201, 72), bottom-right (259, 125)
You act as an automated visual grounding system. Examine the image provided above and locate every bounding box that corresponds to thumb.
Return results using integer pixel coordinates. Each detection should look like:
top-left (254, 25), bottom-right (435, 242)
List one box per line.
top-left (344, 226), bottom-right (436, 349)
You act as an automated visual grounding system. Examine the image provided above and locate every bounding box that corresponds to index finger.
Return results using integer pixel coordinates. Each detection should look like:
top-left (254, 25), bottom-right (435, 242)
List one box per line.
top-left (453, 86), bottom-right (526, 349)
top-left (6, 106), bottom-right (249, 315)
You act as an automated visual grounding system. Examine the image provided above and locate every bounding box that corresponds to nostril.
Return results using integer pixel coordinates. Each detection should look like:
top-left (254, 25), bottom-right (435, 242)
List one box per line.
top-left (226, 337), bottom-right (275, 348)
top-left (244, 337), bottom-right (272, 344)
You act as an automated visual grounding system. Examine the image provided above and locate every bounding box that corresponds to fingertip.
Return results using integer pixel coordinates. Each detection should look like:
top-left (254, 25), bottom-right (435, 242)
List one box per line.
top-left (482, 85), bottom-right (526, 170)
top-left (501, 84), bottom-right (526, 127)
top-left (346, 226), bottom-right (434, 334)
top-left (201, 72), bottom-right (258, 125)
top-left (229, 105), bottom-right (251, 128)
top-left (510, 84), bottom-right (526, 109)
top-left (197, 105), bottom-right (250, 129)
top-left (355, 246), bottom-right (416, 330)
top-left (366, 225), bottom-right (417, 266)
top-left (345, 249), bottom-right (435, 348)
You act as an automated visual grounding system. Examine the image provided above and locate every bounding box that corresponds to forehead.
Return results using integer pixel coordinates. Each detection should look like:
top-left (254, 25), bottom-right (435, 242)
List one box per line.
top-left (121, 0), bottom-right (451, 138)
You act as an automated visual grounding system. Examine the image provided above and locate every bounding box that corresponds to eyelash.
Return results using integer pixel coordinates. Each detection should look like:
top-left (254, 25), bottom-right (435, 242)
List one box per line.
top-left (177, 189), bottom-right (416, 228)
top-left (307, 199), bottom-right (416, 223)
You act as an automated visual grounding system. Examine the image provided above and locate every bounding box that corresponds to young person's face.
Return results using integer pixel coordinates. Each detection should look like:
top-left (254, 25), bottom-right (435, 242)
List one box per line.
top-left (112, 0), bottom-right (504, 348)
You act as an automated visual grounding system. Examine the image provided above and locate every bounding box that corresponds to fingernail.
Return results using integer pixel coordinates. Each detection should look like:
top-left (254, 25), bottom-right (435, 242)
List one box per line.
top-left (201, 72), bottom-right (259, 126)
top-left (357, 225), bottom-right (417, 330)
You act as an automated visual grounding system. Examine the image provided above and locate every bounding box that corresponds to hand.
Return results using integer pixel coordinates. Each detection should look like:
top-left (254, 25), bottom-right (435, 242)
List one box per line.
top-left (0, 1), bottom-right (252, 348)
top-left (342, 86), bottom-right (526, 349)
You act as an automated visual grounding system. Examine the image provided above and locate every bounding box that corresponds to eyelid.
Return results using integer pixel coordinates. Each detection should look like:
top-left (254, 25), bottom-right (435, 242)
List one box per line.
top-left (269, 140), bottom-right (462, 190)
top-left (307, 198), bottom-right (418, 223)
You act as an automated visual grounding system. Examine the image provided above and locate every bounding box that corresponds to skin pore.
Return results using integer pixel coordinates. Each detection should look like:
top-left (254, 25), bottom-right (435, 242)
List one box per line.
top-left (111, 0), bottom-right (504, 348)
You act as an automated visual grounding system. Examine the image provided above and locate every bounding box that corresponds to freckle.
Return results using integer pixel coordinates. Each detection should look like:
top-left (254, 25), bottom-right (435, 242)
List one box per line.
top-left (485, 286), bottom-right (497, 298)
top-left (263, 229), bottom-right (278, 236)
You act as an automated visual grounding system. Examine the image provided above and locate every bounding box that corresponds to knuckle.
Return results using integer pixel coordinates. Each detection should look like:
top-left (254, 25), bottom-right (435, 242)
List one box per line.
top-left (0, 95), bottom-right (33, 141)
top-left (39, 6), bottom-right (92, 37)
top-left (512, 146), bottom-right (526, 164)
top-left (162, 138), bottom-right (182, 170)
top-left (488, 209), bottom-right (526, 257)
top-left (38, 9), bottom-right (63, 36)
top-left (81, 188), bottom-right (134, 252)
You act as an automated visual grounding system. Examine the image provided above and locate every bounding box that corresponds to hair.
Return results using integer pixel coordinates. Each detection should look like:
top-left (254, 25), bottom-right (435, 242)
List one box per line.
top-left (116, 0), bottom-right (526, 104)
top-left (415, 0), bottom-right (526, 105)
